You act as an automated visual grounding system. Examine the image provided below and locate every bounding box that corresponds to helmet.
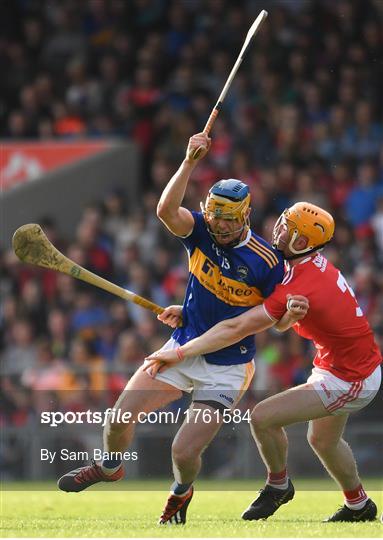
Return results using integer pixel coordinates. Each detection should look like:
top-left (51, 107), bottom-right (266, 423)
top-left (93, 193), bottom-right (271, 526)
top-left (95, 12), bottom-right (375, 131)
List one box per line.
top-left (201, 179), bottom-right (251, 228)
top-left (274, 202), bottom-right (335, 256)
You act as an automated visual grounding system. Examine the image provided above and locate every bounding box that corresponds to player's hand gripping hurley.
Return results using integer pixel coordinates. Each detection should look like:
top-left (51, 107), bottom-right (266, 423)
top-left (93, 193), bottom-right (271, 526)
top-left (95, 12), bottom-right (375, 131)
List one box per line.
top-left (12, 224), bottom-right (166, 317)
top-left (191, 9), bottom-right (268, 160)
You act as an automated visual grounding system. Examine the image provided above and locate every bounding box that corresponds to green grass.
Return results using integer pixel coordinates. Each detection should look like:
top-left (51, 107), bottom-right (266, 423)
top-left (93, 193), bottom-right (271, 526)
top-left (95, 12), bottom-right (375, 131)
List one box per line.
top-left (1, 480), bottom-right (382, 538)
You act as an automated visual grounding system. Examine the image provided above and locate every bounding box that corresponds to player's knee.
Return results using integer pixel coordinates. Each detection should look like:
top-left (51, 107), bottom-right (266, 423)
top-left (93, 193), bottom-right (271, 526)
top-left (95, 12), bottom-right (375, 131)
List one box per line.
top-left (104, 409), bottom-right (135, 437)
top-left (172, 441), bottom-right (200, 466)
top-left (250, 405), bottom-right (270, 430)
top-left (307, 432), bottom-right (335, 454)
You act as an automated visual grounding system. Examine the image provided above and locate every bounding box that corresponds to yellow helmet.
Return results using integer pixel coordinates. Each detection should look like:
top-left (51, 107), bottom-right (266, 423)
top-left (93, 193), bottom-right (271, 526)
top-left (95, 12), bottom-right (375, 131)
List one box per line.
top-left (275, 202), bottom-right (335, 256)
top-left (201, 179), bottom-right (250, 225)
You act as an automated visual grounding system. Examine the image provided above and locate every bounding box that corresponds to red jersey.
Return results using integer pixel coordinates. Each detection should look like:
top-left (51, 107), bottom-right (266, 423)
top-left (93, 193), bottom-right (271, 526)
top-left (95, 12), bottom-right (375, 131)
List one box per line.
top-left (263, 253), bottom-right (382, 382)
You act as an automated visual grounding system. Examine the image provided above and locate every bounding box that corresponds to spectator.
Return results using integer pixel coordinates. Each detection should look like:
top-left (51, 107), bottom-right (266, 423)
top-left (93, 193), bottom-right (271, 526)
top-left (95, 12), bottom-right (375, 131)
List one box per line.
top-left (47, 308), bottom-right (71, 359)
top-left (342, 101), bottom-right (383, 159)
top-left (371, 196), bottom-right (383, 255)
top-left (113, 330), bottom-right (145, 377)
top-left (345, 161), bottom-right (383, 228)
top-left (22, 338), bottom-right (66, 391)
top-left (63, 337), bottom-right (106, 392)
top-left (70, 291), bottom-right (110, 340)
top-left (1, 319), bottom-right (37, 377)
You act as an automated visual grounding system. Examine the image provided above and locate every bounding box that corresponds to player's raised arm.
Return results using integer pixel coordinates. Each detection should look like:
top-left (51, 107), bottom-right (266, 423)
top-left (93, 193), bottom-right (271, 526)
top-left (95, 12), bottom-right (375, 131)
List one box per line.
top-left (157, 132), bottom-right (211, 237)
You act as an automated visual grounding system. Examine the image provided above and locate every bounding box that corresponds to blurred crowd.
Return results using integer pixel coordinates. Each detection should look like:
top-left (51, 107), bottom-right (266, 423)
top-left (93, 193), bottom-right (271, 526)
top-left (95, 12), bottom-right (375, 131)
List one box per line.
top-left (1, 0), bottom-right (383, 432)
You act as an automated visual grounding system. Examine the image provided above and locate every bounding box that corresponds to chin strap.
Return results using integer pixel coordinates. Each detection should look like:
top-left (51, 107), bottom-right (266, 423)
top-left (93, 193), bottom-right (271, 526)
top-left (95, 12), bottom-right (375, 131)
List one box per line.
top-left (284, 243), bottom-right (328, 260)
top-left (201, 200), bottom-right (250, 249)
top-left (273, 222), bottom-right (331, 261)
top-left (207, 224), bottom-right (248, 248)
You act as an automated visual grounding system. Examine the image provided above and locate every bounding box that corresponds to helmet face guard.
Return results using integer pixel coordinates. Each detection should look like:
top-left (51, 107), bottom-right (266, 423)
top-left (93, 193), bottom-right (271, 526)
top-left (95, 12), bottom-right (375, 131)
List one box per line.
top-left (201, 180), bottom-right (251, 245)
top-left (273, 202), bottom-right (335, 258)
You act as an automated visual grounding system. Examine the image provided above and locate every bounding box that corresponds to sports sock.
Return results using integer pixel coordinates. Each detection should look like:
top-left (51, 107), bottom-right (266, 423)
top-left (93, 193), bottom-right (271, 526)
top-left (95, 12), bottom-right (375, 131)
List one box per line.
top-left (266, 468), bottom-right (289, 490)
top-left (101, 458), bottom-right (122, 475)
top-left (171, 481), bottom-right (192, 496)
top-left (343, 484), bottom-right (368, 510)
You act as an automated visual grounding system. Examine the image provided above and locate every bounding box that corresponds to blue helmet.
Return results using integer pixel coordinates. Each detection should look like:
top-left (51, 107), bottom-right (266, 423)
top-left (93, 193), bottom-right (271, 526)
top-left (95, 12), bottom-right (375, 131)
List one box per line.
top-left (209, 179), bottom-right (250, 202)
top-left (201, 179), bottom-right (251, 222)
top-left (200, 179), bottom-right (251, 244)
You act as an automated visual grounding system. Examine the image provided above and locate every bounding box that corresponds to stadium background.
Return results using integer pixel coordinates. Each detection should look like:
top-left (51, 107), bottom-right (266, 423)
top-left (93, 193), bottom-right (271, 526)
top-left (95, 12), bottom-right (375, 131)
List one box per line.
top-left (1, 0), bottom-right (382, 483)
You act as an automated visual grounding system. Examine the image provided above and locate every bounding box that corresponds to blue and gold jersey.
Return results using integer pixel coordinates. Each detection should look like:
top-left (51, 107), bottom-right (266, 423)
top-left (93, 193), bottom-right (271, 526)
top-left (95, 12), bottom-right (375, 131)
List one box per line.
top-left (172, 212), bottom-right (284, 365)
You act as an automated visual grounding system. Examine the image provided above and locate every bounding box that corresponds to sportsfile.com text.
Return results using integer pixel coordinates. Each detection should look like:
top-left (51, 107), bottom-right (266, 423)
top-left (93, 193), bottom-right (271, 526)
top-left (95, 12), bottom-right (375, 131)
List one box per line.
top-left (41, 408), bottom-right (251, 427)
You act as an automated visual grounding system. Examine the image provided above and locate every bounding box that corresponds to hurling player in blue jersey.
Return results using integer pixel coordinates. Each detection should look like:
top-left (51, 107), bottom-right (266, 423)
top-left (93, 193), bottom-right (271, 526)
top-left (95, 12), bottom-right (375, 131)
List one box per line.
top-left (57, 132), bottom-right (303, 524)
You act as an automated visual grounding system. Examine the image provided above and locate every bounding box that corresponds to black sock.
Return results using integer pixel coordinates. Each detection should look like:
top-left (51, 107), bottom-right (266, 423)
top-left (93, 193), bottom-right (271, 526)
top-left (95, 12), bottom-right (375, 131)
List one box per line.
top-left (171, 481), bottom-right (192, 495)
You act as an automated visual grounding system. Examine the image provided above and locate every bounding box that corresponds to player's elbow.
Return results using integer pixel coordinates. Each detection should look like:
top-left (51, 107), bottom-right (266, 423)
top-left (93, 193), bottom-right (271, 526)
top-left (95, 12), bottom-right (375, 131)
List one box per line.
top-left (157, 201), bottom-right (176, 224)
top-left (156, 201), bottom-right (167, 220)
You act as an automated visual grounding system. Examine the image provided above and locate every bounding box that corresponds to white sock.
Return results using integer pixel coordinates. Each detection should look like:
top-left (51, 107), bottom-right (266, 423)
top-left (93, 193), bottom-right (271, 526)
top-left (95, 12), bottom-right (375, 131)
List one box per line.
top-left (266, 469), bottom-right (289, 490)
top-left (345, 498), bottom-right (368, 510)
top-left (344, 484), bottom-right (368, 510)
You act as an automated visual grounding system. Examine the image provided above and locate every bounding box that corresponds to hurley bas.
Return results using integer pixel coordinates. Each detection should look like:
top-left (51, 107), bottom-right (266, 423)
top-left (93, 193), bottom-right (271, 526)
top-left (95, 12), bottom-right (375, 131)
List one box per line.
top-left (41, 449), bottom-right (138, 464)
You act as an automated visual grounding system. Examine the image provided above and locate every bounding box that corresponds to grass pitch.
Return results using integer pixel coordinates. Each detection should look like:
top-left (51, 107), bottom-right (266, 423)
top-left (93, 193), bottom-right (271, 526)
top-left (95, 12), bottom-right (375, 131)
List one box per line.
top-left (1, 479), bottom-right (382, 538)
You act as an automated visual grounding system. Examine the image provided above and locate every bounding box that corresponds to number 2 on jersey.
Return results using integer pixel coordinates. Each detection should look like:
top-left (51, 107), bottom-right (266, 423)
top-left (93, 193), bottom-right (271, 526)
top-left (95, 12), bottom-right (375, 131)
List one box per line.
top-left (337, 272), bottom-right (363, 317)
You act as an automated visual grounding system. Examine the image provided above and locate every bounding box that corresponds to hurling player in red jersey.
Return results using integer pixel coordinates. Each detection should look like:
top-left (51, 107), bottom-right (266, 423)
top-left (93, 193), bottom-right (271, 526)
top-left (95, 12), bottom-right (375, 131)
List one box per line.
top-left (146, 202), bottom-right (382, 523)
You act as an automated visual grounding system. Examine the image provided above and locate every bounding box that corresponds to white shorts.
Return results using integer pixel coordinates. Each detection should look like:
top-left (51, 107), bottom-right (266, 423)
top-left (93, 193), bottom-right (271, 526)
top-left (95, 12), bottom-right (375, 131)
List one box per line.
top-left (149, 338), bottom-right (255, 409)
top-left (307, 365), bottom-right (382, 415)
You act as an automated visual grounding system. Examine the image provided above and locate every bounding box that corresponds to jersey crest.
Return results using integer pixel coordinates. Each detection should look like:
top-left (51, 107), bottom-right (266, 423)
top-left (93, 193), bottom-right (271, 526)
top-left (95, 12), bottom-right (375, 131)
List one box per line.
top-left (172, 212), bottom-right (284, 365)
